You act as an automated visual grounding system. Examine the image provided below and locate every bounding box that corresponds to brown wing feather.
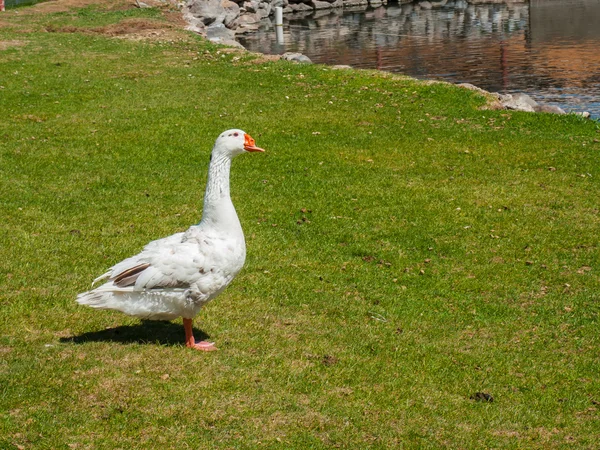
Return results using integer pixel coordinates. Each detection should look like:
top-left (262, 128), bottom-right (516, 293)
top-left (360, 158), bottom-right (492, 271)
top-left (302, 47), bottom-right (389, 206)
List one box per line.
top-left (113, 263), bottom-right (151, 287)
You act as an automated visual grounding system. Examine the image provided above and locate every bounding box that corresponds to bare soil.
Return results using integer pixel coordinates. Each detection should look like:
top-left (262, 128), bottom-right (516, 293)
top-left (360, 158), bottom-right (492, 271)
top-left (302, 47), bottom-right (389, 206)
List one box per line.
top-left (0, 39), bottom-right (25, 49)
top-left (28, 0), bottom-right (138, 14)
top-left (2, 0), bottom-right (190, 41)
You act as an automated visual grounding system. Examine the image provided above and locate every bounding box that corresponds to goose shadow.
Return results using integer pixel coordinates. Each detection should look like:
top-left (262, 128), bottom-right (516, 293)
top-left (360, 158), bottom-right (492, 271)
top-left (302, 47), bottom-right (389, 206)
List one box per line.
top-left (60, 320), bottom-right (210, 347)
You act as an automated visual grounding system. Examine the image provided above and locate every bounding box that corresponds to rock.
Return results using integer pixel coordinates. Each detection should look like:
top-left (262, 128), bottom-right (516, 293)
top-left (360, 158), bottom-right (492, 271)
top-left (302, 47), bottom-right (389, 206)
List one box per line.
top-left (499, 92), bottom-right (538, 113)
top-left (233, 12), bottom-right (262, 28)
top-left (257, 1), bottom-right (271, 18)
top-left (234, 22), bottom-right (261, 33)
top-left (223, 0), bottom-right (241, 27)
top-left (419, 1), bottom-right (433, 9)
top-left (207, 22), bottom-right (236, 40)
top-left (282, 52), bottom-right (313, 64)
top-left (182, 9), bottom-right (206, 34)
top-left (134, 0), bottom-right (170, 7)
top-left (429, 0), bottom-right (447, 7)
top-left (512, 92), bottom-right (539, 109)
top-left (289, 2), bottom-right (313, 11)
top-left (575, 111), bottom-right (591, 119)
top-left (206, 22), bottom-right (245, 47)
top-left (458, 82), bottom-right (490, 95)
top-left (535, 104), bottom-right (566, 115)
top-left (311, 0), bottom-right (334, 9)
top-left (319, 0), bottom-right (343, 6)
top-left (343, 0), bottom-right (368, 6)
top-left (187, 0), bottom-right (240, 27)
top-left (242, 0), bottom-right (259, 12)
top-left (187, 0), bottom-right (221, 25)
top-left (458, 83), bottom-right (503, 110)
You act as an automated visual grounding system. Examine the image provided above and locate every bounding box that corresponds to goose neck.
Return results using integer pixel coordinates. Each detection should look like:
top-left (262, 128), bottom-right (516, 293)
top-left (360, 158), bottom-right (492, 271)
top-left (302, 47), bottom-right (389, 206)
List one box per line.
top-left (203, 153), bottom-right (232, 204)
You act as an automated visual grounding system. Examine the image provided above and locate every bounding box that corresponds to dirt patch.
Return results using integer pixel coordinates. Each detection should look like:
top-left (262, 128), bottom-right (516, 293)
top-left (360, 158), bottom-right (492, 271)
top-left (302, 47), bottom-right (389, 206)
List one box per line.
top-left (46, 17), bottom-right (174, 36)
top-left (3, 0), bottom-right (189, 41)
top-left (245, 51), bottom-right (281, 63)
top-left (0, 39), bottom-right (26, 50)
top-left (28, 0), bottom-right (134, 14)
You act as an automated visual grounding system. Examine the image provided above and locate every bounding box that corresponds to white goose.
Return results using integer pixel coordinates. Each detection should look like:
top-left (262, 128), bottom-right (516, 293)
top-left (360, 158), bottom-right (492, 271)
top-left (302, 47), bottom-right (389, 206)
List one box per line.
top-left (77, 129), bottom-right (264, 351)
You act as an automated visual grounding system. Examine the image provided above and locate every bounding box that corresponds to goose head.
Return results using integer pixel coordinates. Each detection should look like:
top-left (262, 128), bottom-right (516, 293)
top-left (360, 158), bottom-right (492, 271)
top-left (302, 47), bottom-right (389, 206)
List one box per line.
top-left (213, 129), bottom-right (265, 158)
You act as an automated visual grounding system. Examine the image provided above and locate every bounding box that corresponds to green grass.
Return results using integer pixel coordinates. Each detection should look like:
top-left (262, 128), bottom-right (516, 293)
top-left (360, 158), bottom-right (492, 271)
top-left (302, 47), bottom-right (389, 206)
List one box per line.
top-left (1, 4), bottom-right (599, 449)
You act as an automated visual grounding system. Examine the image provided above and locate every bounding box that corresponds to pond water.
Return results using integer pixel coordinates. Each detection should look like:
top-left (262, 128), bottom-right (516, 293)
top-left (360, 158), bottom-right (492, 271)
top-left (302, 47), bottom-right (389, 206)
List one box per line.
top-left (238, 0), bottom-right (600, 118)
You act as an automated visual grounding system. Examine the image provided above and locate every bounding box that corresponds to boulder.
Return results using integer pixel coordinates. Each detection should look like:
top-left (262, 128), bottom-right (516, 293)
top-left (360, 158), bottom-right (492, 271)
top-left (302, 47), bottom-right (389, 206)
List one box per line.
top-left (282, 52), bottom-right (313, 63)
top-left (206, 22), bottom-right (245, 47)
top-left (257, 1), bottom-right (271, 18)
top-left (458, 83), bottom-right (503, 110)
top-left (343, 0), bottom-right (369, 7)
top-left (206, 22), bottom-right (236, 40)
top-left (223, 0), bottom-right (241, 27)
top-left (134, 0), bottom-right (172, 7)
top-left (574, 111), bottom-right (591, 119)
top-left (182, 9), bottom-right (206, 33)
top-left (311, 0), bottom-right (334, 9)
top-left (458, 82), bottom-right (489, 95)
top-left (233, 11), bottom-right (262, 27)
top-left (429, 0), bottom-right (447, 7)
top-left (187, 0), bottom-right (240, 27)
top-left (242, 0), bottom-right (259, 12)
top-left (535, 104), bottom-right (566, 115)
top-left (289, 2), bottom-right (314, 11)
top-left (499, 92), bottom-right (538, 112)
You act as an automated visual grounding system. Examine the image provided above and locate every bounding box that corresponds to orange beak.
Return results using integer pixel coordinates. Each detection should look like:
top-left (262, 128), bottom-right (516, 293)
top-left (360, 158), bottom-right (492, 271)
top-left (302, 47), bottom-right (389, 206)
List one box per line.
top-left (243, 133), bottom-right (265, 153)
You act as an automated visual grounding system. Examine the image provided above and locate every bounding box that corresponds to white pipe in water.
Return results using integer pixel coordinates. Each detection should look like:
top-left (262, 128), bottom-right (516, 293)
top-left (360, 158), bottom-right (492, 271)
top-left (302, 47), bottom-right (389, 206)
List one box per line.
top-left (275, 6), bottom-right (284, 44)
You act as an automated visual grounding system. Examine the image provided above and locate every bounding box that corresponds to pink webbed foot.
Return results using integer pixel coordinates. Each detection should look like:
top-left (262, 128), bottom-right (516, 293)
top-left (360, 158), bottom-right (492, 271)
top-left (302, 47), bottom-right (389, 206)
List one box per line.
top-left (188, 340), bottom-right (217, 352)
top-left (183, 318), bottom-right (217, 351)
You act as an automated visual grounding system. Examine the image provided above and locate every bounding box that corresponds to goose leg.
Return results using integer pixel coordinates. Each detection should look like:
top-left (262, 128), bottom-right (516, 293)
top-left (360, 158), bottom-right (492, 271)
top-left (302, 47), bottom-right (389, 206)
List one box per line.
top-left (183, 318), bottom-right (217, 351)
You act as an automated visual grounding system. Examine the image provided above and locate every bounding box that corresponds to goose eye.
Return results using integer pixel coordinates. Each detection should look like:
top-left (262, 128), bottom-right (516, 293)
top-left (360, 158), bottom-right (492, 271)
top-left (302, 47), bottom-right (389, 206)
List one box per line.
top-left (233, 132), bottom-right (239, 137)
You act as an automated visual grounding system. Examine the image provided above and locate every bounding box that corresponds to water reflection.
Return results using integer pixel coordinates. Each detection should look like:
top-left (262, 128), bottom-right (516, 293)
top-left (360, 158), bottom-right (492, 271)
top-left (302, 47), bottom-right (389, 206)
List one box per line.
top-left (238, 0), bottom-right (600, 117)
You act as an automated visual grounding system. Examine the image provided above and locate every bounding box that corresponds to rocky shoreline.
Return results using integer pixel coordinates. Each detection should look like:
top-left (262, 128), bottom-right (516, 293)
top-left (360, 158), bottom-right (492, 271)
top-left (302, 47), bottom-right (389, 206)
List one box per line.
top-left (155, 0), bottom-right (591, 117)
top-left (181, 0), bottom-right (399, 37)
top-left (457, 83), bottom-right (569, 115)
top-left (180, 0), bottom-right (531, 36)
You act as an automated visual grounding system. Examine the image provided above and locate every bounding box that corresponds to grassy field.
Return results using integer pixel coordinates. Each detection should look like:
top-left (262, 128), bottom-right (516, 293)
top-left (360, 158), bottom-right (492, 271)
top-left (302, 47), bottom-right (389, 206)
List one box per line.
top-left (1, 2), bottom-right (599, 448)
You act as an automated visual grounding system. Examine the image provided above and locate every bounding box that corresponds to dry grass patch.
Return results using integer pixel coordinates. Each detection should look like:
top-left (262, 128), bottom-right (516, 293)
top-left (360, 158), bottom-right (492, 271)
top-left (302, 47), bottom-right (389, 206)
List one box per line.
top-left (46, 17), bottom-right (173, 35)
top-left (28, 0), bottom-right (134, 14)
top-left (0, 39), bottom-right (26, 49)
